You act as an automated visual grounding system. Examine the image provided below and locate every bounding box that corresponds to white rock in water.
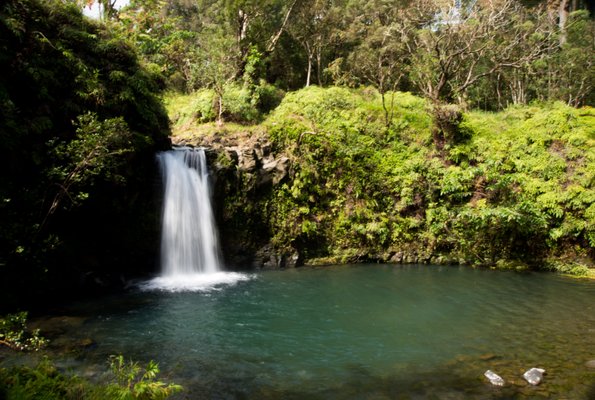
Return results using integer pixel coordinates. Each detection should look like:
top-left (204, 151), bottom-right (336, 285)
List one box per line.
top-left (523, 368), bottom-right (546, 385)
top-left (484, 370), bottom-right (505, 386)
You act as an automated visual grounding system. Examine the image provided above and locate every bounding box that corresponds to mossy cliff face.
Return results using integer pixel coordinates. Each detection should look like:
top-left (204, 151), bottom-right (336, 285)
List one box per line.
top-left (169, 87), bottom-right (595, 275)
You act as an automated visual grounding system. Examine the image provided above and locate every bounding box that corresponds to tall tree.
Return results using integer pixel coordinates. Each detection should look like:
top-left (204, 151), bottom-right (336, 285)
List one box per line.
top-left (407, 0), bottom-right (555, 105)
top-left (332, 1), bottom-right (411, 124)
top-left (288, 0), bottom-right (343, 87)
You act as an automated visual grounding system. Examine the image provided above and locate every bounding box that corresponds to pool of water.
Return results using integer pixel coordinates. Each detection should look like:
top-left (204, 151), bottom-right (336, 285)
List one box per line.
top-left (25, 265), bottom-right (595, 398)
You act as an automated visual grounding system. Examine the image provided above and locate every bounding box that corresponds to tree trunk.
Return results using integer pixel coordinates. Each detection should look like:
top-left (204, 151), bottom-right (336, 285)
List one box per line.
top-left (306, 53), bottom-right (313, 87)
top-left (381, 91), bottom-right (389, 127)
top-left (99, 0), bottom-right (116, 20)
top-left (559, 0), bottom-right (569, 45)
top-left (266, 0), bottom-right (299, 53)
top-left (316, 50), bottom-right (322, 86)
top-left (217, 92), bottom-right (224, 123)
top-left (237, 9), bottom-right (249, 44)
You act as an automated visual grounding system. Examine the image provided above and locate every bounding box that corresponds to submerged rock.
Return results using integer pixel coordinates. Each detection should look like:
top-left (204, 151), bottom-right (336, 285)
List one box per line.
top-left (479, 353), bottom-right (498, 361)
top-left (585, 360), bottom-right (595, 369)
top-left (484, 370), bottom-right (505, 386)
top-left (79, 338), bottom-right (96, 349)
top-left (523, 367), bottom-right (545, 385)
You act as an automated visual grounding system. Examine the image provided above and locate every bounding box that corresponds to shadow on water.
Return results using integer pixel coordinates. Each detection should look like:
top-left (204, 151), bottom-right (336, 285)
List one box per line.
top-left (586, 383), bottom-right (595, 400)
top-left (170, 357), bottom-right (595, 400)
top-left (176, 363), bottom-right (554, 400)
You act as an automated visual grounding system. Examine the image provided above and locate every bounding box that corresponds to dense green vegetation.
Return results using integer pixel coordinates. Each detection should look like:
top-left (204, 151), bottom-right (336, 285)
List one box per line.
top-left (0, 356), bottom-right (182, 399)
top-left (176, 87), bottom-right (595, 275)
top-left (111, 0), bottom-right (594, 110)
top-left (0, 313), bottom-right (181, 399)
top-left (111, 0), bottom-right (593, 278)
top-left (0, 0), bottom-right (170, 310)
top-left (0, 0), bottom-right (593, 308)
top-left (0, 0), bottom-right (593, 397)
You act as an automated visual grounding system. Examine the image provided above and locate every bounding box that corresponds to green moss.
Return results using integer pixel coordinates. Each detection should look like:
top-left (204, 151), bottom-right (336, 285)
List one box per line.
top-left (494, 259), bottom-right (530, 272)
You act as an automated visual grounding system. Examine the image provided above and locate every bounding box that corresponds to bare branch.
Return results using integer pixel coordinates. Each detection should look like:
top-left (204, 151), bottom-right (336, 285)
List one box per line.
top-left (266, 0), bottom-right (299, 53)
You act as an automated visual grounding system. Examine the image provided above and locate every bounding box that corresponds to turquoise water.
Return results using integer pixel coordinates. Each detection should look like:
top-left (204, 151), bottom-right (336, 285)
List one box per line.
top-left (61, 265), bottom-right (595, 398)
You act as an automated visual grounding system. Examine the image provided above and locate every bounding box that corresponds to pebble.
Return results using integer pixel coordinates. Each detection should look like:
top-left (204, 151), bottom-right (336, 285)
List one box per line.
top-left (523, 367), bottom-right (546, 385)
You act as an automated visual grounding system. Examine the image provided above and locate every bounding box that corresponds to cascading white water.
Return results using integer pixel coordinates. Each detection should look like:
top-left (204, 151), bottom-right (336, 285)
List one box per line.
top-left (142, 147), bottom-right (251, 292)
top-left (157, 147), bottom-right (221, 275)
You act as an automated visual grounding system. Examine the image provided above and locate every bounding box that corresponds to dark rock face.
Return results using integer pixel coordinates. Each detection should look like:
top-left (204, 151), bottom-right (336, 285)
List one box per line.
top-left (258, 157), bottom-right (290, 187)
top-left (172, 134), bottom-right (295, 269)
top-left (251, 245), bottom-right (301, 269)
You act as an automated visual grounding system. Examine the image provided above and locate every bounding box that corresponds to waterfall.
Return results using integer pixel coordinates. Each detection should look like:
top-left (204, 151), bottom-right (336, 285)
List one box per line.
top-left (157, 147), bottom-right (221, 275)
top-left (142, 147), bottom-right (250, 292)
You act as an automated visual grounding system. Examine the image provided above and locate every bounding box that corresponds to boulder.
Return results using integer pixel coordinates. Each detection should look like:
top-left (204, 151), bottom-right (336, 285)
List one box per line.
top-left (257, 157), bottom-right (290, 187)
top-left (523, 368), bottom-right (545, 385)
top-left (403, 254), bottom-right (417, 264)
top-left (238, 147), bottom-right (258, 172)
top-left (389, 252), bottom-right (403, 263)
top-left (484, 370), bottom-right (505, 386)
top-left (263, 254), bottom-right (279, 269)
top-left (283, 251), bottom-right (301, 268)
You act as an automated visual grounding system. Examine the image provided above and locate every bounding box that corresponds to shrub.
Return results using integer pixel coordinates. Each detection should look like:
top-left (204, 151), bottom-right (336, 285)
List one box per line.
top-left (255, 88), bottom-right (594, 270)
top-left (0, 356), bottom-right (182, 400)
top-left (221, 84), bottom-right (260, 123)
top-left (106, 355), bottom-right (183, 400)
top-left (254, 80), bottom-right (285, 114)
top-left (192, 89), bottom-right (217, 123)
top-left (0, 312), bottom-right (47, 352)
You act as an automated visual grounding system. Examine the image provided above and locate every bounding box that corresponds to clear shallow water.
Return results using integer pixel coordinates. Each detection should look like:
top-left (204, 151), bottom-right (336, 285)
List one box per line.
top-left (44, 265), bottom-right (595, 398)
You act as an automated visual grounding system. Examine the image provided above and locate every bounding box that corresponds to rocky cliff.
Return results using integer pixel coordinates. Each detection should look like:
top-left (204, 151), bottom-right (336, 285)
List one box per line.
top-left (172, 132), bottom-right (299, 269)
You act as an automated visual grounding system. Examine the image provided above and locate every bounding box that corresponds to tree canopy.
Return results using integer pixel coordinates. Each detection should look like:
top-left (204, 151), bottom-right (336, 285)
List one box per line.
top-left (108, 0), bottom-right (593, 110)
